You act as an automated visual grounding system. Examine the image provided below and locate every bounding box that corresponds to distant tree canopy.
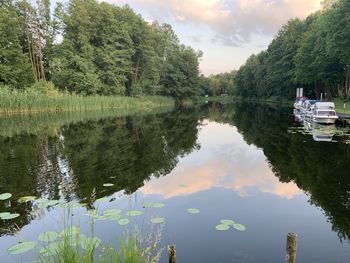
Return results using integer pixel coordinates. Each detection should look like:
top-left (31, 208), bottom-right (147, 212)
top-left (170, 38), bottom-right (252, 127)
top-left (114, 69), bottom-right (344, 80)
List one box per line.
top-left (0, 0), bottom-right (202, 99)
top-left (234, 0), bottom-right (350, 99)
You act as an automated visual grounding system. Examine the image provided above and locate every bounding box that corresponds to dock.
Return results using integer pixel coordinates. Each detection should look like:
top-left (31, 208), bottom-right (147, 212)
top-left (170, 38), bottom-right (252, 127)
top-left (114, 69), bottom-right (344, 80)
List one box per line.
top-left (336, 113), bottom-right (350, 126)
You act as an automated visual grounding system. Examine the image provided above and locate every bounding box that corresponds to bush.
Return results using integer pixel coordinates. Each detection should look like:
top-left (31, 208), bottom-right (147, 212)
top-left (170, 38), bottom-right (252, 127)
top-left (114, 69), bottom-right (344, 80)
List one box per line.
top-left (28, 81), bottom-right (60, 97)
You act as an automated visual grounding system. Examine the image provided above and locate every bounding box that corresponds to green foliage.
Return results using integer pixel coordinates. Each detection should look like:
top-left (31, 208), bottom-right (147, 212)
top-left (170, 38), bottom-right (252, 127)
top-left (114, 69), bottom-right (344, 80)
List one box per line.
top-left (234, 0), bottom-right (350, 99)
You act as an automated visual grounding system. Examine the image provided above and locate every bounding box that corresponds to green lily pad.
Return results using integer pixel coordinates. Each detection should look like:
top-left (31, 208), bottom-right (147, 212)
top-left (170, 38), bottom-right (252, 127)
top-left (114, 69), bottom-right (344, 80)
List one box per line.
top-left (220, 219), bottom-right (235, 226)
top-left (60, 226), bottom-right (80, 237)
top-left (103, 213), bottom-right (121, 220)
top-left (118, 218), bottom-right (130, 226)
top-left (95, 197), bottom-right (109, 203)
top-left (80, 237), bottom-right (101, 250)
top-left (152, 203), bottom-right (165, 208)
top-left (40, 242), bottom-right (60, 256)
top-left (187, 208), bottom-right (200, 214)
top-left (8, 241), bottom-right (37, 255)
top-left (0, 212), bottom-right (10, 218)
top-left (103, 209), bottom-right (122, 215)
top-left (18, 196), bottom-right (37, 203)
top-left (1, 213), bottom-right (20, 220)
top-left (103, 183), bottom-right (114, 187)
top-left (127, 210), bottom-right (143, 217)
top-left (0, 193), bottom-right (12, 200)
top-left (38, 231), bottom-right (59, 242)
top-left (150, 217), bottom-right (165, 224)
top-left (215, 224), bottom-right (230, 231)
top-left (233, 223), bottom-right (246, 231)
top-left (143, 202), bottom-right (153, 208)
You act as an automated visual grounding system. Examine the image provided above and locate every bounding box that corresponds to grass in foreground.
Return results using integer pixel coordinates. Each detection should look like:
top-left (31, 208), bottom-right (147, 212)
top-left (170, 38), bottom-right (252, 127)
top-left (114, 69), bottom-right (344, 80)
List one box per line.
top-left (0, 85), bottom-right (174, 115)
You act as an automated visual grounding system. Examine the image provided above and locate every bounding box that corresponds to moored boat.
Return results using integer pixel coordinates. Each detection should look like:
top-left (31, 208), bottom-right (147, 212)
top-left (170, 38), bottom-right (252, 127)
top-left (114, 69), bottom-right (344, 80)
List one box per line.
top-left (312, 102), bottom-right (338, 124)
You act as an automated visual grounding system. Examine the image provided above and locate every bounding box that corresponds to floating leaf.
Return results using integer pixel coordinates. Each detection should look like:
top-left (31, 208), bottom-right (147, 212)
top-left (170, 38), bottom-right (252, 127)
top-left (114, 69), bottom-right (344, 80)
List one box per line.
top-left (8, 241), bottom-right (37, 255)
top-left (0, 212), bottom-right (10, 218)
top-left (179, 184), bottom-right (188, 188)
top-left (0, 193), bottom-right (12, 200)
top-left (152, 203), bottom-right (165, 208)
top-left (95, 197), bottom-right (109, 203)
top-left (80, 237), bottom-right (101, 250)
top-left (40, 242), bottom-right (60, 256)
top-left (18, 196), bottom-right (37, 203)
top-left (103, 209), bottom-right (122, 215)
top-left (103, 183), bottom-right (114, 187)
top-left (215, 224), bottom-right (230, 231)
top-left (127, 210), bottom-right (143, 217)
top-left (103, 213), bottom-right (121, 220)
top-left (38, 231), bottom-right (59, 242)
top-left (187, 208), bottom-right (200, 214)
top-left (220, 219), bottom-right (235, 226)
top-left (1, 213), bottom-right (20, 220)
top-left (60, 226), bottom-right (80, 237)
top-left (150, 217), bottom-right (165, 224)
top-left (118, 218), bottom-right (130, 226)
top-left (233, 223), bottom-right (246, 232)
top-left (143, 202), bottom-right (154, 208)
top-left (47, 200), bottom-right (60, 207)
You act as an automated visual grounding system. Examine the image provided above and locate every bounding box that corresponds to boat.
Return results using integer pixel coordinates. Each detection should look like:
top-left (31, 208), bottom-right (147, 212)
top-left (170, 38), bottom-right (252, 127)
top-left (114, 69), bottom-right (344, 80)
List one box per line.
top-left (312, 102), bottom-right (338, 124)
top-left (293, 97), bottom-right (308, 111)
top-left (303, 119), bottom-right (336, 142)
top-left (302, 100), bottom-right (318, 118)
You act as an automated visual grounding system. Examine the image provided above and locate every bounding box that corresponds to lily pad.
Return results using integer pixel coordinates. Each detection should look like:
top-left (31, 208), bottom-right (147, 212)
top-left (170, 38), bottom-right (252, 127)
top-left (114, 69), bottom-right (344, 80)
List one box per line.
top-left (127, 210), bottom-right (143, 217)
top-left (1, 213), bottom-right (20, 220)
top-left (220, 219), bottom-right (235, 226)
top-left (233, 223), bottom-right (246, 232)
top-left (187, 208), bottom-right (200, 214)
top-left (215, 224), bottom-right (230, 231)
top-left (8, 241), bottom-right (37, 255)
top-left (38, 231), bottom-right (59, 242)
top-left (103, 183), bottom-right (114, 187)
top-left (150, 217), bottom-right (165, 224)
top-left (80, 237), bottom-right (101, 250)
top-left (40, 242), bottom-right (60, 256)
top-left (103, 209), bottom-right (122, 215)
top-left (152, 203), bottom-right (165, 208)
top-left (60, 226), bottom-right (80, 237)
top-left (0, 212), bottom-right (11, 218)
top-left (95, 197), bottom-right (109, 203)
top-left (18, 196), bottom-right (37, 203)
top-left (118, 218), bottom-right (130, 226)
top-left (0, 193), bottom-right (12, 200)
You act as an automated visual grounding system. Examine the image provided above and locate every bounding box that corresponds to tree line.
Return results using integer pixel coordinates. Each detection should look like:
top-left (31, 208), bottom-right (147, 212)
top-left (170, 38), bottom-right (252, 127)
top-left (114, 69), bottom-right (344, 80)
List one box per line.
top-left (0, 0), bottom-right (202, 99)
top-left (233, 0), bottom-right (350, 99)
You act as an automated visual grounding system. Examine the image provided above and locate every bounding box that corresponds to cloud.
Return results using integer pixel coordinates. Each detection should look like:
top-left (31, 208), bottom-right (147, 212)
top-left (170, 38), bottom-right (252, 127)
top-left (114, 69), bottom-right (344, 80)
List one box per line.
top-left (106, 0), bottom-right (322, 46)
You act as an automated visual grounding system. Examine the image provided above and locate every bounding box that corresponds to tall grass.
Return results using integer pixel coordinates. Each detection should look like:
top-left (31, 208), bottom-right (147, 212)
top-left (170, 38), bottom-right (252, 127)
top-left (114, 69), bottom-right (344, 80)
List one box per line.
top-left (0, 86), bottom-right (174, 115)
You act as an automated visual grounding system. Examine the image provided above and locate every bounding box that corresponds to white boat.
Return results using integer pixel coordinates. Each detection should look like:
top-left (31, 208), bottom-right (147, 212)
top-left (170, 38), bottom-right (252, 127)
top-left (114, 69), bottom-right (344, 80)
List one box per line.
top-left (293, 97), bottom-right (308, 111)
top-left (303, 100), bottom-right (318, 118)
top-left (312, 102), bottom-right (338, 124)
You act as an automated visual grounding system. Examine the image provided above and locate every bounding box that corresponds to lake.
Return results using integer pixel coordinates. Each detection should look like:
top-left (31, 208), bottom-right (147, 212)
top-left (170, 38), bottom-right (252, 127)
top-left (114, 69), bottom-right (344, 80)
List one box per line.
top-left (0, 102), bottom-right (350, 262)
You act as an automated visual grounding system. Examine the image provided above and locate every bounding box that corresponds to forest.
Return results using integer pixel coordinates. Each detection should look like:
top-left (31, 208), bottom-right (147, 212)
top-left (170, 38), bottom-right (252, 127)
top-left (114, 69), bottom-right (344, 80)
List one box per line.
top-left (211, 0), bottom-right (350, 100)
top-left (0, 0), bottom-right (202, 100)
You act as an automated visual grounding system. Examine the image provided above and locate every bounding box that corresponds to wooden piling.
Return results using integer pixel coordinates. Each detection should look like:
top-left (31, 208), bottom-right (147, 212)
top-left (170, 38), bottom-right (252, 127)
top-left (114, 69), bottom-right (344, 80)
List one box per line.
top-left (285, 233), bottom-right (298, 263)
top-left (168, 244), bottom-right (176, 263)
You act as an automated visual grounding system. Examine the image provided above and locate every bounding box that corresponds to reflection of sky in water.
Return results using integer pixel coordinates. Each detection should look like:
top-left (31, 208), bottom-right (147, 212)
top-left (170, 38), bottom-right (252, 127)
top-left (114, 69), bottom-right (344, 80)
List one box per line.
top-left (141, 120), bottom-right (301, 199)
top-left (1, 119), bottom-right (350, 263)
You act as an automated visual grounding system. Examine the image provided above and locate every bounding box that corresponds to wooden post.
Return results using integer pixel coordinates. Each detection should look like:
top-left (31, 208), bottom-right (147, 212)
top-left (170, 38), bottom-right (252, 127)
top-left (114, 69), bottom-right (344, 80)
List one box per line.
top-left (168, 244), bottom-right (176, 263)
top-left (285, 233), bottom-right (298, 263)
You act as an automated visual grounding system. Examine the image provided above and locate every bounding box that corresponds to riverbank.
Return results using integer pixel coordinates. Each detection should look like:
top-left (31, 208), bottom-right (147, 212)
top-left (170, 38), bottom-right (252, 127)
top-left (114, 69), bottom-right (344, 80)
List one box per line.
top-left (0, 87), bottom-right (174, 116)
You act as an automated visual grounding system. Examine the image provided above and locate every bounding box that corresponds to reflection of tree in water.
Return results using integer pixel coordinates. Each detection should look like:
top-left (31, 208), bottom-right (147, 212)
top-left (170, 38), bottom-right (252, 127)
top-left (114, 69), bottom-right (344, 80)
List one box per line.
top-left (0, 108), bottom-right (201, 235)
top-left (220, 102), bottom-right (350, 242)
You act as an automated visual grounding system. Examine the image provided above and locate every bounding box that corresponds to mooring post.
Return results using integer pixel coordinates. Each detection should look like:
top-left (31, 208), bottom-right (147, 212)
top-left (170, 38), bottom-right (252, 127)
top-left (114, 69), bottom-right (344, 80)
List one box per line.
top-left (285, 233), bottom-right (298, 263)
top-left (168, 244), bottom-right (176, 263)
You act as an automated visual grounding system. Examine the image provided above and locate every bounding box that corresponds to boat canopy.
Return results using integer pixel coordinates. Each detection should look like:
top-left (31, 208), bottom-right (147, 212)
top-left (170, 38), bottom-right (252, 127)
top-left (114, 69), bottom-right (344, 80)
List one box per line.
top-left (314, 102), bottom-right (335, 110)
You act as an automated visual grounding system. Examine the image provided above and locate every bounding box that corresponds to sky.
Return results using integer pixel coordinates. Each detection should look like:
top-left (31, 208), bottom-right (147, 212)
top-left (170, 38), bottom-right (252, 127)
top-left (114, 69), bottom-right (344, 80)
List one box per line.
top-left (102, 0), bottom-right (323, 75)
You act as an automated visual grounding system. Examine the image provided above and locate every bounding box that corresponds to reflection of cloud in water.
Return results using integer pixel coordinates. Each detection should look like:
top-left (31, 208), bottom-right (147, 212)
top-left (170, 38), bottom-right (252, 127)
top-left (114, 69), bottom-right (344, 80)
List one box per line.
top-left (141, 121), bottom-right (301, 199)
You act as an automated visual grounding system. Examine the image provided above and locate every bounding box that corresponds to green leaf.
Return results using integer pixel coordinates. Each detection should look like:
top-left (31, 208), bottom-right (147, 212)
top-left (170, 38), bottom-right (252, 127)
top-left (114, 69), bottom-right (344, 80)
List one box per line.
top-left (40, 242), bottom-right (60, 256)
top-left (80, 237), bottom-right (101, 250)
top-left (1, 213), bottom-right (20, 220)
top-left (150, 217), bottom-right (165, 224)
top-left (0, 212), bottom-right (10, 218)
top-left (18, 196), bottom-right (37, 203)
top-left (187, 208), bottom-right (200, 214)
top-left (220, 219), bottom-right (235, 226)
top-left (0, 193), bottom-right (12, 200)
top-left (233, 223), bottom-right (246, 231)
top-left (127, 210), bottom-right (143, 217)
top-left (215, 224), bottom-right (230, 231)
top-left (60, 226), bottom-right (80, 237)
top-left (152, 203), bottom-right (165, 208)
top-left (38, 231), bottom-right (59, 242)
top-left (103, 183), bottom-right (114, 187)
top-left (118, 218), bottom-right (130, 226)
top-left (103, 209), bottom-right (122, 215)
top-left (8, 241), bottom-right (37, 254)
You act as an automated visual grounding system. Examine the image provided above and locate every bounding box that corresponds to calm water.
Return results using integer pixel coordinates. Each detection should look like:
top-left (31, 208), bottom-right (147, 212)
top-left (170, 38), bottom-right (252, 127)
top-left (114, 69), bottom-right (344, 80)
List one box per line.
top-left (1, 102), bottom-right (350, 262)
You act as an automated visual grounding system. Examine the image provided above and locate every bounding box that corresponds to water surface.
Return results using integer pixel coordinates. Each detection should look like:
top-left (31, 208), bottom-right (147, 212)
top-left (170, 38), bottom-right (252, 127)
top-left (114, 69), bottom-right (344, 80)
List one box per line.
top-left (0, 102), bottom-right (350, 262)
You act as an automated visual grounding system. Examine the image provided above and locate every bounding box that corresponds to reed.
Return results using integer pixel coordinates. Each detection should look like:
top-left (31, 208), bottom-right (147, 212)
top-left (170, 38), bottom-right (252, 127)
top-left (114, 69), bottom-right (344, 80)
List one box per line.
top-left (0, 86), bottom-right (174, 116)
